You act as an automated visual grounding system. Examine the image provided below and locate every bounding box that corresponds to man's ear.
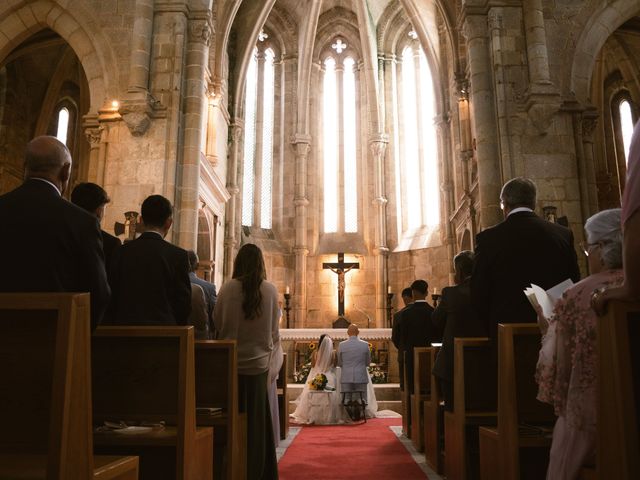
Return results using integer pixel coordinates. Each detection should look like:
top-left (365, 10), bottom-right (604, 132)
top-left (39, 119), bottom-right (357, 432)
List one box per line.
top-left (164, 216), bottom-right (173, 233)
top-left (59, 162), bottom-right (72, 194)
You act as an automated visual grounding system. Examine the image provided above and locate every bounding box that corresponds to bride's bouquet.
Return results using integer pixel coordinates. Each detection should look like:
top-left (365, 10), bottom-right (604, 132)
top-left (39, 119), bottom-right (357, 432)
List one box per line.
top-left (308, 373), bottom-right (328, 390)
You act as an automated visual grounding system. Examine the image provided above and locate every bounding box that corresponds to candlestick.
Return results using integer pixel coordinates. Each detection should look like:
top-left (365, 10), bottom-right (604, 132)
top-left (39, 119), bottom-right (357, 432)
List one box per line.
top-left (283, 292), bottom-right (292, 328)
top-left (386, 292), bottom-right (394, 328)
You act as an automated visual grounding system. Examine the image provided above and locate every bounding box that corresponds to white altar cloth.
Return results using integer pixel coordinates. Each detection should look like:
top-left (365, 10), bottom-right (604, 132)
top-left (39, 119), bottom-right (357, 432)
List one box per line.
top-left (279, 328), bottom-right (391, 341)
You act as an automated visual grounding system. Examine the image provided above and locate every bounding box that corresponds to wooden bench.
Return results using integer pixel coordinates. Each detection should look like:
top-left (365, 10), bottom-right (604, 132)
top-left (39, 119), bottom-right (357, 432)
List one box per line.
top-left (423, 345), bottom-right (444, 473)
top-left (92, 326), bottom-right (213, 480)
top-left (444, 337), bottom-right (496, 480)
top-left (401, 350), bottom-right (412, 437)
top-left (194, 340), bottom-right (246, 480)
top-left (597, 300), bottom-right (640, 479)
top-left (0, 293), bottom-right (138, 479)
top-left (411, 347), bottom-right (433, 452)
top-left (479, 324), bottom-right (554, 480)
top-left (277, 353), bottom-right (289, 440)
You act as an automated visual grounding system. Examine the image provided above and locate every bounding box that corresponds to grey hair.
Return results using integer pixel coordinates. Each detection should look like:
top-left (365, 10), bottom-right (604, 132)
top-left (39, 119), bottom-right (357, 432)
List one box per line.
top-left (585, 208), bottom-right (623, 269)
top-left (500, 177), bottom-right (537, 210)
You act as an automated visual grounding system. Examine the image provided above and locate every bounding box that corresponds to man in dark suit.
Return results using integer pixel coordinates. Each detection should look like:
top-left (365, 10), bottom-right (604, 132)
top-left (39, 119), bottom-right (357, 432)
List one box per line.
top-left (432, 251), bottom-right (486, 411)
top-left (391, 287), bottom-right (413, 390)
top-left (0, 136), bottom-right (110, 330)
top-left (471, 177), bottom-right (580, 343)
top-left (400, 280), bottom-right (440, 394)
top-left (71, 182), bottom-right (122, 270)
top-left (108, 195), bottom-right (191, 325)
top-left (187, 250), bottom-right (217, 336)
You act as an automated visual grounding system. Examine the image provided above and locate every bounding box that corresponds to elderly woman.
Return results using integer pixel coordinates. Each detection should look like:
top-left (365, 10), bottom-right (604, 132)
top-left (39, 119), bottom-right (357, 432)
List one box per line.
top-left (536, 209), bottom-right (623, 479)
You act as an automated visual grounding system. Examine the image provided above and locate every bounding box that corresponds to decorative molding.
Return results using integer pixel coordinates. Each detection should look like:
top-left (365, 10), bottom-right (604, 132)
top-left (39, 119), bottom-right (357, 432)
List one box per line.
top-left (189, 19), bottom-right (212, 46)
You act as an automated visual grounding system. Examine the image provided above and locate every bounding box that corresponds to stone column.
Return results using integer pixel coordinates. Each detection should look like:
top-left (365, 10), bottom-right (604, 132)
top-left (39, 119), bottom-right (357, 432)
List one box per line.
top-left (224, 122), bottom-right (242, 280)
top-left (370, 134), bottom-right (389, 327)
top-left (83, 124), bottom-right (106, 184)
top-left (174, 15), bottom-right (212, 250)
top-left (253, 51), bottom-right (266, 227)
top-left (581, 109), bottom-right (600, 216)
top-left (462, 14), bottom-right (502, 228)
top-left (522, 0), bottom-right (552, 89)
top-left (120, 0), bottom-right (157, 136)
top-left (436, 114), bottom-right (456, 283)
top-left (291, 134), bottom-right (311, 327)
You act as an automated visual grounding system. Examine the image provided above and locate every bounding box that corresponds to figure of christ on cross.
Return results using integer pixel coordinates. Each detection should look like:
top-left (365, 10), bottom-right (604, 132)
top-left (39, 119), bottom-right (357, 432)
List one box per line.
top-left (322, 253), bottom-right (360, 320)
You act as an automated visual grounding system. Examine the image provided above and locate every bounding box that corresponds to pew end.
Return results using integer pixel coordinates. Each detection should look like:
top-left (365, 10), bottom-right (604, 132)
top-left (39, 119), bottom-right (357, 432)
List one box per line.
top-left (92, 326), bottom-right (213, 480)
top-left (423, 346), bottom-right (444, 473)
top-left (0, 293), bottom-right (138, 480)
top-left (444, 337), bottom-right (497, 480)
top-left (411, 347), bottom-right (434, 452)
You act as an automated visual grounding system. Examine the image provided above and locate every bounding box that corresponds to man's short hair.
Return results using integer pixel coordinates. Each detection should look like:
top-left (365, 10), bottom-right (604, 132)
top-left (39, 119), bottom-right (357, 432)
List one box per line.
top-left (187, 250), bottom-right (199, 272)
top-left (141, 195), bottom-right (173, 228)
top-left (500, 177), bottom-right (536, 210)
top-left (454, 250), bottom-right (475, 278)
top-left (71, 183), bottom-right (110, 212)
top-left (401, 287), bottom-right (413, 298)
top-left (24, 136), bottom-right (70, 175)
top-left (410, 279), bottom-right (428, 295)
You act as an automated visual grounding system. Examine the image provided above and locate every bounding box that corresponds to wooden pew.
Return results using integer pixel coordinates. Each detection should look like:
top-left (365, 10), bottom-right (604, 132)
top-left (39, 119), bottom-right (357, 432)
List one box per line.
top-left (92, 326), bottom-right (213, 480)
top-left (411, 347), bottom-right (434, 452)
top-left (401, 350), bottom-right (412, 437)
top-left (423, 345), bottom-right (444, 473)
top-left (194, 340), bottom-right (246, 480)
top-left (0, 293), bottom-right (138, 479)
top-left (478, 324), bottom-right (554, 480)
top-left (277, 353), bottom-right (289, 440)
top-left (597, 301), bottom-right (640, 479)
top-left (444, 337), bottom-right (496, 480)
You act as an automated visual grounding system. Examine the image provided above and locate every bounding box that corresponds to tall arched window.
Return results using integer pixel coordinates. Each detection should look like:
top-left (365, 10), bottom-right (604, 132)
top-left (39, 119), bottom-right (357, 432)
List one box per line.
top-left (393, 34), bottom-right (440, 239)
top-left (322, 38), bottom-right (359, 234)
top-left (619, 99), bottom-right (634, 166)
top-left (241, 35), bottom-right (278, 229)
top-left (56, 107), bottom-right (70, 145)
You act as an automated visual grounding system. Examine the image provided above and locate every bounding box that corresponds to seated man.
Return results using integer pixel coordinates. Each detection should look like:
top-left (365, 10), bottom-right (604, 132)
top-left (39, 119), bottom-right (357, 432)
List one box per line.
top-left (338, 324), bottom-right (371, 416)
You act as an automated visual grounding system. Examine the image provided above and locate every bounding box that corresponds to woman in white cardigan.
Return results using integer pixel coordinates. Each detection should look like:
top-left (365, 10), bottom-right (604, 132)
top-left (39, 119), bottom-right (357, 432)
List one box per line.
top-left (214, 243), bottom-right (280, 480)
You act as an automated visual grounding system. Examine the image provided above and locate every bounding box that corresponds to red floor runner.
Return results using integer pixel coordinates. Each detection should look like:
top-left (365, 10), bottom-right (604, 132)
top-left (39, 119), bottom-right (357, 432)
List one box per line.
top-left (278, 418), bottom-right (428, 479)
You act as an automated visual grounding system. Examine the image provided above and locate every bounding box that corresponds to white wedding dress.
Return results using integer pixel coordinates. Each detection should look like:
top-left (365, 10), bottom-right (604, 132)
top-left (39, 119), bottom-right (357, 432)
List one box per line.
top-left (291, 336), bottom-right (378, 424)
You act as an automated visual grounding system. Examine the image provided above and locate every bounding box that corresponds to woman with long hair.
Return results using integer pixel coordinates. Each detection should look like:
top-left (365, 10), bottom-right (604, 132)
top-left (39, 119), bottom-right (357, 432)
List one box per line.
top-left (214, 243), bottom-right (280, 479)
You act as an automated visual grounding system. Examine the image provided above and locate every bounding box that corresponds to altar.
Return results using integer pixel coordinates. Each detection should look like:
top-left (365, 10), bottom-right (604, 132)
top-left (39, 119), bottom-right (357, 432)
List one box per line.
top-left (279, 328), bottom-right (398, 384)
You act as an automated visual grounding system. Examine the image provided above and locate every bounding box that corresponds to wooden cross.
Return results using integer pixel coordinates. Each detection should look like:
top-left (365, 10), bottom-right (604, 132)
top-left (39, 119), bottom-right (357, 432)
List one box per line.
top-left (322, 253), bottom-right (359, 318)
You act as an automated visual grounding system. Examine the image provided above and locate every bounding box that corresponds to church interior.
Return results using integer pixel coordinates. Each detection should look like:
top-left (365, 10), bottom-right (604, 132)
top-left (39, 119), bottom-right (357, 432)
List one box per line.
top-left (1, 0), bottom-right (639, 479)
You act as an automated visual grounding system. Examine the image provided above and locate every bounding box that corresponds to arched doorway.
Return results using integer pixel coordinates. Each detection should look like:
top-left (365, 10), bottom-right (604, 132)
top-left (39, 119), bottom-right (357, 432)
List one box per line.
top-left (0, 29), bottom-right (90, 195)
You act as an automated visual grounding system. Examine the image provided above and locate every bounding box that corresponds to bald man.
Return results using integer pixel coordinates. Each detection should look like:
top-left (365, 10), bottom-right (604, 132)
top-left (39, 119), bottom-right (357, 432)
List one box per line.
top-left (0, 136), bottom-right (110, 330)
top-left (337, 324), bottom-right (371, 405)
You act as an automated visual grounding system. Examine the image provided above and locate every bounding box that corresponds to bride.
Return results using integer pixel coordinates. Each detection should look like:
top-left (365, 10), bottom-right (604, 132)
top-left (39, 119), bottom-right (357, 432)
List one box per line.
top-left (291, 334), bottom-right (378, 424)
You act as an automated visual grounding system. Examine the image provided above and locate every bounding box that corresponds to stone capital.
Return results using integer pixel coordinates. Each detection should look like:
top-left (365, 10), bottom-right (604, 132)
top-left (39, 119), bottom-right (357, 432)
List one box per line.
top-left (581, 108), bottom-right (599, 140)
top-left (461, 14), bottom-right (488, 41)
top-left (290, 133), bottom-right (312, 145)
top-left (84, 126), bottom-right (104, 147)
top-left (119, 91), bottom-right (164, 136)
top-left (293, 197), bottom-right (310, 207)
top-left (189, 19), bottom-right (212, 46)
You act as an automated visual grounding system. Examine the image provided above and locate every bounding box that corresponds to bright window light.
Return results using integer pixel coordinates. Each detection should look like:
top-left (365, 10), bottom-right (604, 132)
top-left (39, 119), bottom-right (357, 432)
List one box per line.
top-left (241, 49), bottom-right (258, 226)
top-left (620, 100), bottom-right (634, 166)
top-left (343, 57), bottom-right (358, 233)
top-left (260, 48), bottom-right (275, 229)
top-left (323, 57), bottom-right (338, 233)
top-left (56, 108), bottom-right (69, 145)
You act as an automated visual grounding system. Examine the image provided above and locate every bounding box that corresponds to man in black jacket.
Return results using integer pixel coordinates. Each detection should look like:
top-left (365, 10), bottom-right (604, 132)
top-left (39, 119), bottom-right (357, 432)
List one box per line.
top-left (391, 287), bottom-right (413, 390)
top-left (400, 280), bottom-right (440, 394)
top-left (471, 177), bottom-right (580, 343)
top-left (108, 195), bottom-right (191, 325)
top-left (71, 182), bottom-right (121, 271)
top-left (432, 251), bottom-right (486, 410)
top-left (0, 136), bottom-right (110, 330)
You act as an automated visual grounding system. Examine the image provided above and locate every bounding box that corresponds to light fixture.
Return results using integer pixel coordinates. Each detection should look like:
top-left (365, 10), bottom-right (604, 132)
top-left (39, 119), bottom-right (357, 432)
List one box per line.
top-left (111, 100), bottom-right (119, 109)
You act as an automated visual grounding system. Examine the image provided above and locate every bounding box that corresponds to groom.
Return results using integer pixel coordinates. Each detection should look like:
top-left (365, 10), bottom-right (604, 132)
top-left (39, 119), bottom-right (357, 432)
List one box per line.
top-left (338, 324), bottom-right (371, 407)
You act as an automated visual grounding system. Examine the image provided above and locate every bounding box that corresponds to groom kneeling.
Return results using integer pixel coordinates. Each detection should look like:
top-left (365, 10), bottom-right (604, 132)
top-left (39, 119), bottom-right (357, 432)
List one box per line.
top-left (338, 324), bottom-right (371, 421)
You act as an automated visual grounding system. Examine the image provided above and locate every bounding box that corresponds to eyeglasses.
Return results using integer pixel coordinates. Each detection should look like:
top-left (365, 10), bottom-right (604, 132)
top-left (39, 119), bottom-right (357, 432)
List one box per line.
top-left (579, 241), bottom-right (609, 257)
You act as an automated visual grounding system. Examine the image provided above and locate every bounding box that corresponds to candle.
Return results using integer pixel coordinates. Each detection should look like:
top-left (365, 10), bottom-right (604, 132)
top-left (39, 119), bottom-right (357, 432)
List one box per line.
top-left (433, 287), bottom-right (437, 295)
top-left (387, 286), bottom-right (392, 294)
top-left (285, 285), bottom-right (290, 295)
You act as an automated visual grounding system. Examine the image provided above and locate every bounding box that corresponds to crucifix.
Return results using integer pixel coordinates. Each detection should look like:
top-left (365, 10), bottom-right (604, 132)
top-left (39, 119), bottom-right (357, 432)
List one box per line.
top-left (323, 252), bottom-right (359, 320)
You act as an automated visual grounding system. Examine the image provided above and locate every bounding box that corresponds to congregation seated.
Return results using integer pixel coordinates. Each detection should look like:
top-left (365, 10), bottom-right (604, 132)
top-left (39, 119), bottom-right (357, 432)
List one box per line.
top-left (536, 208), bottom-right (624, 478)
top-left (108, 194), bottom-right (191, 326)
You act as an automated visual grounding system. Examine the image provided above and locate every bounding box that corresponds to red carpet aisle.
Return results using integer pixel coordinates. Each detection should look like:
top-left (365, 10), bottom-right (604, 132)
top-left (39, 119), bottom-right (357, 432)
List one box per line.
top-left (278, 418), bottom-right (429, 479)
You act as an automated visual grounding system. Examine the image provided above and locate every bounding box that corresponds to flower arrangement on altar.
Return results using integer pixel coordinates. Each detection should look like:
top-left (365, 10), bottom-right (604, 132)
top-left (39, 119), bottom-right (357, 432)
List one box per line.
top-left (309, 373), bottom-right (329, 390)
top-left (368, 364), bottom-right (387, 384)
top-left (294, 361), bottom-right (311, 383)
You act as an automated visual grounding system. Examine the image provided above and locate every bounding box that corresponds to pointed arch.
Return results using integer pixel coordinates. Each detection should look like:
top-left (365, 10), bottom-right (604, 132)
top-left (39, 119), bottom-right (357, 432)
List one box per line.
top-left (0, 0), bottom-right (118, 113)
